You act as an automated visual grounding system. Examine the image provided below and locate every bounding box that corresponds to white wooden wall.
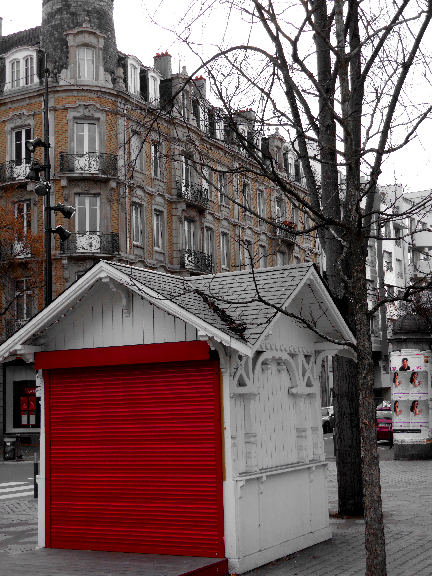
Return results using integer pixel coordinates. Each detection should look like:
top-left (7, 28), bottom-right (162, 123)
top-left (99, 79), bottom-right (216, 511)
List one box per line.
top-left (45, 280), bottom-right (198, 351)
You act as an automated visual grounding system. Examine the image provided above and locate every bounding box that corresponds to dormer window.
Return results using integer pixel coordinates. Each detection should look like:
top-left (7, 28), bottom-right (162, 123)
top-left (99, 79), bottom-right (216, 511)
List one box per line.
top-left (5, 47), bottom-right (39, 91)
top-left (77, 47), bottom-right (95, 80)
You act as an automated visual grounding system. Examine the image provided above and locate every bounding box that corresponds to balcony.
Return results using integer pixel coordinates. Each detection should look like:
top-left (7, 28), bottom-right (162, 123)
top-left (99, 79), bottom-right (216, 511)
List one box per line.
top-left (271, 219), bottom-right (296, 243)
top-left (180, 249), bottom-right (213, 274)
top-left (0, 161), bottom-right (32, 184)
top-left (60, 232), bottom-right (119, 255)
top-left (176, 181), bottom-right (209, 209)
top-left (0, 241), bottom-right (32, 261)
top-left (59, 153), bottom-right (118, 177)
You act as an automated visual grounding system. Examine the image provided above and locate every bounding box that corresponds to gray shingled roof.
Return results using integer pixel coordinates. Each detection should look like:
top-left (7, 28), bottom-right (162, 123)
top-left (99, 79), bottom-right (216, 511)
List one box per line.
top-left (105, 261), bottom-right (314, 346)
top-left (0, 27), bottom-right (41, 55)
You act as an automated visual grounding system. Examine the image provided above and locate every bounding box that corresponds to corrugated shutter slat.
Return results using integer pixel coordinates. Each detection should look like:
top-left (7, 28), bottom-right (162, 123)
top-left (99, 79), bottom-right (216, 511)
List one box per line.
top-left (47, 360), bottom-right (224, 557)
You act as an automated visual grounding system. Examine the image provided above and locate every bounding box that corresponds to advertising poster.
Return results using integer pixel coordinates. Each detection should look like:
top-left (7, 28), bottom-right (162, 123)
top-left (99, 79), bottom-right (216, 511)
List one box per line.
top-left (390, 353), bottom-right (430, 437)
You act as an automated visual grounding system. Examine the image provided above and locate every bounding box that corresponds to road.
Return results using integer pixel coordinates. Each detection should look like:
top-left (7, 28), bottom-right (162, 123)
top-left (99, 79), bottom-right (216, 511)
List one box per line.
top-left (0, 461), bottom-right (35, 500)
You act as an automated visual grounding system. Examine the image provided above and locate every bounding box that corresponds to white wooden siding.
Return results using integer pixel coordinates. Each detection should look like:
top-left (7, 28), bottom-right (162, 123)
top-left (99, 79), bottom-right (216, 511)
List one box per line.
top-left (45, 280), bottom-right (197, 351)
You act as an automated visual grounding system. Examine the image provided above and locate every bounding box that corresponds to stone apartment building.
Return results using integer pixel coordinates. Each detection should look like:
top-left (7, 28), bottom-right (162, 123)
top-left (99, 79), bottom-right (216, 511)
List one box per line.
top-left (0, 0), bottom-right (315, 442)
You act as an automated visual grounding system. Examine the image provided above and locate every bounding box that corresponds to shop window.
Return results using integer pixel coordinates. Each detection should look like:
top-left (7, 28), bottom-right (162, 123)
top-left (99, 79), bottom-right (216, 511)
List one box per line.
top-left (12, 380), bottom-right (40, 429)
top-left (132, 204), bottom-right (144, 245)
top-left (77, 46), bottom-right (95, 80)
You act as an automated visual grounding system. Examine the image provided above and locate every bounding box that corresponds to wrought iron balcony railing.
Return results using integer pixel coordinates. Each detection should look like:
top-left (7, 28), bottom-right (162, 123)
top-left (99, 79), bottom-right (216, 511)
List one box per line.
top-left (60, 232), bottom-right (119, 255)
top-left (270, 218), bottom-right (296, 243)
top-left (180, 249), bottom-right (213, 274)
top-left (176, 181), bottom-right (209, 208)
top-left (0, 160), bottom-right (32, 183)
top-left (0, 241), bottom-right (32, 261)
top-left (59, 152), bottom-right (118, 177)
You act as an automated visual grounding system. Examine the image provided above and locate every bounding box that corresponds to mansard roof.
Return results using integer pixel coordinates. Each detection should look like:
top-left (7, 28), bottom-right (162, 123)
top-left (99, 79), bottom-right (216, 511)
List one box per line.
top-left (0, 27), bottom-right (41, 56)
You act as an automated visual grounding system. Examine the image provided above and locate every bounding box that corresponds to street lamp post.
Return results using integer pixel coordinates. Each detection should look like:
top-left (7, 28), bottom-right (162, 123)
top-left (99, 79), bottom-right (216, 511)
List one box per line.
top-left (26, 67), bottom-right (75, 307)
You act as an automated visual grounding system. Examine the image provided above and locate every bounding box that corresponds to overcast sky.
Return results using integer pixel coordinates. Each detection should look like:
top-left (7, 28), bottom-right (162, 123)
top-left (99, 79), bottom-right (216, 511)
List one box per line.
top-left (2, 0), bottom-right (431, 193)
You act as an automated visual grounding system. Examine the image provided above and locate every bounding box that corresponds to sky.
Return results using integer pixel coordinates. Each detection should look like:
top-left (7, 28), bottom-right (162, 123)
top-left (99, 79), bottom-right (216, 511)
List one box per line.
top-left (2, 0), bottom-right (432, 193)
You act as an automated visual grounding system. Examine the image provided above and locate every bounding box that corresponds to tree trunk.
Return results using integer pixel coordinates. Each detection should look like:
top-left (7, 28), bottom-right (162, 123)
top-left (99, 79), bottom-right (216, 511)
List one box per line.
top-left (333, 354), bottom-right (363, 516)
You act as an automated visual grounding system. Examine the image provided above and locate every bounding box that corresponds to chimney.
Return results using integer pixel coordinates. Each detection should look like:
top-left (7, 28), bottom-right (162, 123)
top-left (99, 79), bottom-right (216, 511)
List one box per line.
top-left (154, 51), bottom-right (172, 79)
top-left (193, 76), bottom-right (206, 99)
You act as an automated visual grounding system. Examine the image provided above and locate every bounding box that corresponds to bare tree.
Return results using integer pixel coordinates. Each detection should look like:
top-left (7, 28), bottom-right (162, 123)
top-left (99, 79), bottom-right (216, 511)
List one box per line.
top-left (163, 1), bottom-right (432, 574)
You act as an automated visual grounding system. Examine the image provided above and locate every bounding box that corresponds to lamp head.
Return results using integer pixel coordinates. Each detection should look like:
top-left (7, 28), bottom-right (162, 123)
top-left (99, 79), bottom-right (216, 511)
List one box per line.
top-left (52, 204), bottom-right (76, 219)
top-left (25, 137), bottom-right (48, 152)
top-left (34, 182), bottom-right (50, 197)
top-left (26, 161), bottom-right (44, 181)
top-left (53, 226), bottom-right (71, 242)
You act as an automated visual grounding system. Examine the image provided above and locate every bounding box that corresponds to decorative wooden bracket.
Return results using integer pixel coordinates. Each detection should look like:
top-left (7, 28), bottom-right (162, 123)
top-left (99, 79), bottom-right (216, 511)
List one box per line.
top-left (102, 276), bottom-right (131, 316)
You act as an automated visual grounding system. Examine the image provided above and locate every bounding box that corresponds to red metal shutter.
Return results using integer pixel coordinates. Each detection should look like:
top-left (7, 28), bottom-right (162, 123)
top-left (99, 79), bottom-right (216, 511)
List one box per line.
top-left (45, 359), bottom-right (224, 557)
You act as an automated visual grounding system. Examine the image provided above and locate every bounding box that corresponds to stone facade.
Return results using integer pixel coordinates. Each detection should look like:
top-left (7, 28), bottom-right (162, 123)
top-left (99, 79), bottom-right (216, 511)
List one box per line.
top-left (0, 0), bottom-right (316, 350)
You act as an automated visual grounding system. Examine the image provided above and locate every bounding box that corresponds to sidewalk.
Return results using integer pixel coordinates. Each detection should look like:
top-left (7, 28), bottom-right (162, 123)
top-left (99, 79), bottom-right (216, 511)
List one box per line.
top-left (1, 450), bottom-right (432, 576)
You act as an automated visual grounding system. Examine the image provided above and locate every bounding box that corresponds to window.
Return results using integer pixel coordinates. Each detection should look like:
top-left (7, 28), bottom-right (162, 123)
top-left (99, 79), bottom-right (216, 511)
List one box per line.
top-left (77, 47), bottom-right (95, 80)
top-left (257, 190), bottom-right (266, 218)
top-left (24, 56), bottom-right (34, 86)
top-left (276, 251), bottom-right (286, 266)
top-left (384, 222), bottom-right (391, 238)
top-left (242, 181), bottom-right (252, 211)
top-left (181, 156), bottom-right (192, 191)
top-left (153, 211), bottom-right (163, 250)
top-left (275, 197), bottom-right (284, 221)
top-left (130, 132), bottom-right (143, 171)
top-left (11, 60), bottom-right (20, 88)
top-left (395, 227), bottom-right (401, 247)
top-left (204, 227), bottom-right (214, 259)
top-left (151, 143), bottom-right (160, 179)
top-left (291, 204), bottom-right (299, 226)
top-left (149, 75), bottom-right (159, 103)
top-left (221, 232), bottom-right (229, 268)
top-left (74, 122), bottom-right (98, 171)
top-left (13, 127), bottom-right (32, 178)
top-left (5, 49), bottom-right (38, 91)
top-left (129, 64), bottom-right (139, 95)
top-left (15, 279), bottom-right (32, 321)
top-left (76, 196), bottom-right (100, 233)
top-left (244, 239), bottom-right (253, 270)
top-left (75, 122), bottom-right (98, 154)
top-left (258, 245), bottom-right (268, 268)
top-left (184, 220), bottom-right (195, 251)
top-left (132, 204), bottom-right (143, 245)
top-left (15, 201), bottom-right (32, 238)
top-left (219, 173), bottom-right (228, 206)
top-left (396, 259), bottom-right (403, 279)
top-left (383, 251), bottom-right (393, 272)
top-left (201, 166), bottom-right (210, 197)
